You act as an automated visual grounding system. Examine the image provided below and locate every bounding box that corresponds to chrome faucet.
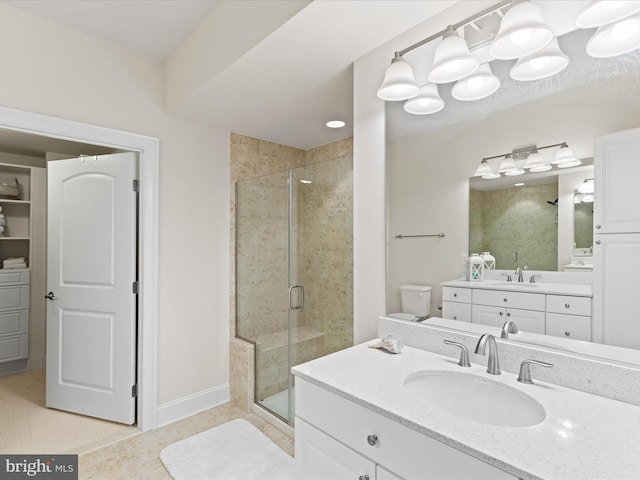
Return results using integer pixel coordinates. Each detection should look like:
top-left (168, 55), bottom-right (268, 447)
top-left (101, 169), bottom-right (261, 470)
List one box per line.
top-left (514, 265), bottom-right (528, 282)
top-left (501, 320), bottom-right (519, 339)
top-left (475, 334), bottom-right (501, 375)
top-left (514, 267), bottom-right (523, 282)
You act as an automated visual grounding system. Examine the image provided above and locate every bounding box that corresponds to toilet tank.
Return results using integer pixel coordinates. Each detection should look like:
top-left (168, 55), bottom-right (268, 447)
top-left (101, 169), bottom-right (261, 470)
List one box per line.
top-left (400, 285), bottom-right (432, 317)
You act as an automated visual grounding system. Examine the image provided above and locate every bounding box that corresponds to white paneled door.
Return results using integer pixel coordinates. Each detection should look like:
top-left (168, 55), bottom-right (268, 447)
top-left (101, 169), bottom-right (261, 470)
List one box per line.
top-left (46, 153), bottom-right (138, 424)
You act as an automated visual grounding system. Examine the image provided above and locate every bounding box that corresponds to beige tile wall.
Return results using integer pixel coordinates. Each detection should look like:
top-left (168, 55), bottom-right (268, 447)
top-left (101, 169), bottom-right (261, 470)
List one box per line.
top-left (469, 183), bottom-right (558, 271)
top-left (230, 133), bottom-right (353, 413)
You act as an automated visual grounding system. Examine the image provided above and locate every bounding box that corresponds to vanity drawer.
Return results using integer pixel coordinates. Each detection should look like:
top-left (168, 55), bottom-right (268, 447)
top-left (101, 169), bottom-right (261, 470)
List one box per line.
top-left (0, 334), bottom-right (28, 363)
top-left (0, 269), bottom-right (29, 286)
top-left (473, 289), bottom-right (545, 311)
top-left (546, 313), bottom-right (591, 341)
top-left (0, 309), bottom-right (29, 338)
top-left (442, 301), bottom-right (471, 322)
top-left (442, 287), bottom-right (472, 303)
top-left (546, 295), bottom-right (591, 317)
top-left (0, 285), bottom-right (29, 312)
top-left (296, 378), bottom-right (514, 479)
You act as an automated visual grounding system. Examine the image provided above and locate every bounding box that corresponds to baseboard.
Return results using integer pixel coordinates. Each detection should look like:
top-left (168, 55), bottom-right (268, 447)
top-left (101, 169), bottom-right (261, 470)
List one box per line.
top-left (157, 383), bottom-right (230, 428)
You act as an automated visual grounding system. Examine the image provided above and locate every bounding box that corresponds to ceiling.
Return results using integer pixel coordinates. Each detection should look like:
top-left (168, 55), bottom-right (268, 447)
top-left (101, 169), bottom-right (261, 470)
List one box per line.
top-left (0, 0), bottom-right (457, 151)
top-left (0, 1), bottom-right (633, 154)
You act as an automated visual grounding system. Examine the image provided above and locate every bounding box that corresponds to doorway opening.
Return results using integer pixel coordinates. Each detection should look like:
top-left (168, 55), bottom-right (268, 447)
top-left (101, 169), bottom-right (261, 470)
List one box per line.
top-left (0, 105), bottom-right (159, 434)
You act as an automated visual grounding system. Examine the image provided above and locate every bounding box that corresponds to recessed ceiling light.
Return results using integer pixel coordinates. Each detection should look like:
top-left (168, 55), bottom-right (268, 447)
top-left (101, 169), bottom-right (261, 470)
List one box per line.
top-left (515, 183), bottom-right (525, 186)
top-left (326, 120), bottom-right (345, 128)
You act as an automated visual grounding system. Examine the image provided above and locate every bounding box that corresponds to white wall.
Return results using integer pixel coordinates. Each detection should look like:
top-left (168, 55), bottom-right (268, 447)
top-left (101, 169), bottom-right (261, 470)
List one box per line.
top-left (0, 5), bottom-right (230, 407)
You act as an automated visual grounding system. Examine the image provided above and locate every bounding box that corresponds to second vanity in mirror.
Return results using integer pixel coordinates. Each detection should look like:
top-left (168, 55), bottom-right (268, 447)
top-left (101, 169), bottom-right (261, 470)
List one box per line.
top-left (442, 273), bottom-right (592, 342)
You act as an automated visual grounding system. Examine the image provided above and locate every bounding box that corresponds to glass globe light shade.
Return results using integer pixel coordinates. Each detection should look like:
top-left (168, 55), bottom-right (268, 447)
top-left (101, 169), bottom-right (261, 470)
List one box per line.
top-left (403, 84), bottom-right (445, 115)
top-left (576, 0), bottom-right (640, 28)
top-left (510, 38), bottom-right (569, 81)
top-left (377, 54), bottom-right (420, 101)
top-left (489, 0), bottom-right (554, 60)
top-left (428, 27), bottom-right (479, 84)
top-left (452, 64), bottom-right (501, 101)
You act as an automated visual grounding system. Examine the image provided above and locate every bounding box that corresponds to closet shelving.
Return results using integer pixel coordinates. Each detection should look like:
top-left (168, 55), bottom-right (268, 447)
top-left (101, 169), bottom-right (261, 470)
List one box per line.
top-left (0, 164), bottom-right (31, 261)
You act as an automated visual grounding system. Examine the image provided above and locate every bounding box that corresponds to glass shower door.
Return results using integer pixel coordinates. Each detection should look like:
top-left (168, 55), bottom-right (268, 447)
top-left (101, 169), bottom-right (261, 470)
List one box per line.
top-left (236, 156), bottom-right (353, 426)
top-left (236, 171), bottom-right (292, 421)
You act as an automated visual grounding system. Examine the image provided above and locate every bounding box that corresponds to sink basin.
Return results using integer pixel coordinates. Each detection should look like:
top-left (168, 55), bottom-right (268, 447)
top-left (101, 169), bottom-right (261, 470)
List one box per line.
top-left (403, 371), bottom-right (546, 427)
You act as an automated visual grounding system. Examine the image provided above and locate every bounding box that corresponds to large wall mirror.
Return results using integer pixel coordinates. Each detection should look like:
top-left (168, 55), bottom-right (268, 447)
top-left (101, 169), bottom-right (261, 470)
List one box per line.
top-left (469, 162), bottom-right (594, 272)
top-left (386, 21), bottom-right (640, 365)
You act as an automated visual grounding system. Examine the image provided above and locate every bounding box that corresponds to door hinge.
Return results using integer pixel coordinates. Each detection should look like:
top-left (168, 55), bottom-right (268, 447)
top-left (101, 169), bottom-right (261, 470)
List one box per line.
top-left (131, 384), bottom-right (138, 397)
top-left (133, 179), bottom-right (139, 192)
top-left (132, 281), bottom-right (139, 294)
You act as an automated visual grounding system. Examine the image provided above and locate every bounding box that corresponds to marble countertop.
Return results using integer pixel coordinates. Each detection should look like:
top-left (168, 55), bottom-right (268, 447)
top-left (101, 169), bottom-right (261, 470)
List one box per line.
top-left (442, 279), bottom-right (592, 297)
top-left (292, 342), bottom-right (640, 480)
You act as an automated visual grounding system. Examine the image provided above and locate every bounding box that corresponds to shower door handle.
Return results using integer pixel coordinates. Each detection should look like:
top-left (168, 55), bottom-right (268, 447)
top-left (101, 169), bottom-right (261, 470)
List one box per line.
top-left (289, 285), bottom-right (304, 310)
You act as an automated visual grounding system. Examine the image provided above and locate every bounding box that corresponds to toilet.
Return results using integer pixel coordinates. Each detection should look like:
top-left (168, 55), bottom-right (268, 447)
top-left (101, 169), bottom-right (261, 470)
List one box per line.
top-left (389, 285), bottom-right (432, 322)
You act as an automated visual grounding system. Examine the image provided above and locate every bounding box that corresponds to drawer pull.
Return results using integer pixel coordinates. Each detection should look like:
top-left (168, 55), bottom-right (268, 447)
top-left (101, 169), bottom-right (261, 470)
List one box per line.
top-left (503, 298), bottom-right (508, 303)
top-left (359, 476), bottom-right (370, 480)
top-left (595, 240), bottom-right (601, 245)
top-left (507, 312), bottom-right (511, 317)
top-left (595, 224), bottom-right (601, 229)
top-left (564, 303), bottom-right (570, 309)
top-left (499, 311), bottom-right (504, 316)
top-left (453, 293), bottom-right (457, 298)
top-left (565, 331), bottom-right (571, 337)
top-left (367, 434), bottom-right (378, 446)
top-left (453, 316), bottom-right (457, 320)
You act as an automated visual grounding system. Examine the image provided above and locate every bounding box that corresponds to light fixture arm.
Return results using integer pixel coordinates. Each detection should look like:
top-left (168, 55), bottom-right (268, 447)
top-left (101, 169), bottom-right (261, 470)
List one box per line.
top-left (396, 0), bottom-right (512, 58)
top-left (481, 141), bottom-right (567, 162)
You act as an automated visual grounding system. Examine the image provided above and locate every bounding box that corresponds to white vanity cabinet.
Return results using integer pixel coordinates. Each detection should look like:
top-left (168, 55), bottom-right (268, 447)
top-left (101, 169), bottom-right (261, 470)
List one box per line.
top-left (592, 128), bottom-right (640, 349)
top-left (441, 287), bottom-right (472, 322)
top-left (295, 378), bottom-right (516, 480)
top-left (441, 283), bottom-right (592, 340)
top-left (471, 289), bottom-right (546, 334)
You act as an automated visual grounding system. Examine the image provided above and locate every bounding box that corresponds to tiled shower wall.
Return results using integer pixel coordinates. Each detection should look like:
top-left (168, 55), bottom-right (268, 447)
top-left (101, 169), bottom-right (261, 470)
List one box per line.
top-left (230, 133), bottom-right (353, 411)
top-left (469, 183), bottom-right (558, 271)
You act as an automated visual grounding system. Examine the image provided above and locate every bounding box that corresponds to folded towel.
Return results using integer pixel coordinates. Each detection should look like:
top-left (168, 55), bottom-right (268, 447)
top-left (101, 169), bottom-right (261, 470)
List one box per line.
top-left (3, 263), bottom-right (27, 269)
top-left (3, 257), bottom-right (26, 265)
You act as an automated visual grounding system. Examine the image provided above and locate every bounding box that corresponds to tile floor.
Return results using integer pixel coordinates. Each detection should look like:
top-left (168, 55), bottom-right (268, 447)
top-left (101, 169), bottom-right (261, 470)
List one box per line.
top-left (79, 403), bottom-right (294, 479)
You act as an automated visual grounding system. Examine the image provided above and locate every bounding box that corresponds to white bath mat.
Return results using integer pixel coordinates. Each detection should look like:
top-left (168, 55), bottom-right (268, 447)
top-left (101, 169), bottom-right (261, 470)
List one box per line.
top-left (159, 418), bottom-right (295, 480)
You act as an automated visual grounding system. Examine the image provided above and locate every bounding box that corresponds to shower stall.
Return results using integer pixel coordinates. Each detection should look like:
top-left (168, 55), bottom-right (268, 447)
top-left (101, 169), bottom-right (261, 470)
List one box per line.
top-left (235, 156), bottom-right (353, 425)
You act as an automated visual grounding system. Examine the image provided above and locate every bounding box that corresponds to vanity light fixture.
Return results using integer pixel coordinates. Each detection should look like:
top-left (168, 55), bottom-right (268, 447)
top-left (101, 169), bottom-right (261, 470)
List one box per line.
top-left (510, 38), bottom-right (569, 81)
top-left (477, 142), bottom-right (578, 179)
top-left (575, 0), bottom-right (640, 28)
top-left (428, 26), bottom-right (480, 84)
top-left (452, 63), bottom-right (501, 101)
top-left (488, 0), bottom-right (554, 60)
top-left (377, 0), bottom-right (511, 106)
top-left (403, 84), bottom-right (445, 115)
top-left (585, 13), bottom-right (640, 57)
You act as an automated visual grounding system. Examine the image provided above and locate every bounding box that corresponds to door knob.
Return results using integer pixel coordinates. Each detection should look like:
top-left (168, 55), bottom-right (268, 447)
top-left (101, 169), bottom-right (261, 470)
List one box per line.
top-left (45, 291), bottom-right (56, 300)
